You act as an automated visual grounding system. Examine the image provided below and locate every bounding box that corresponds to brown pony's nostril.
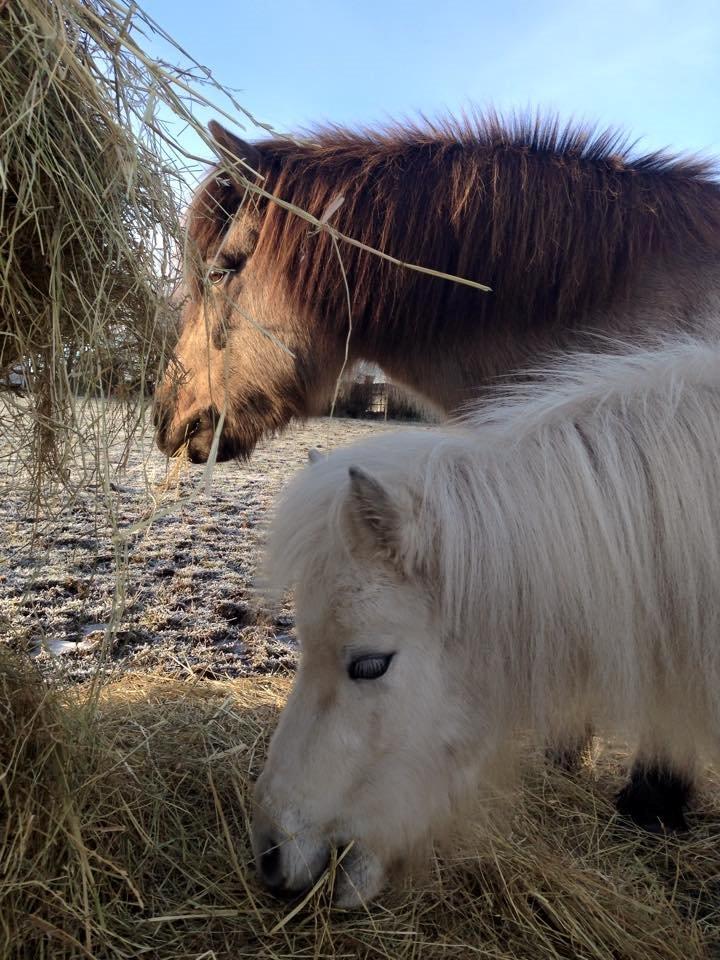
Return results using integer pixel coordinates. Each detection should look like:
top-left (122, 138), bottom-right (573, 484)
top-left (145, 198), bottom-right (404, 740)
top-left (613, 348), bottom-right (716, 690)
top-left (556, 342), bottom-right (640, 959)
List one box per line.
top-left (185, 416), bottom-right (202, 439)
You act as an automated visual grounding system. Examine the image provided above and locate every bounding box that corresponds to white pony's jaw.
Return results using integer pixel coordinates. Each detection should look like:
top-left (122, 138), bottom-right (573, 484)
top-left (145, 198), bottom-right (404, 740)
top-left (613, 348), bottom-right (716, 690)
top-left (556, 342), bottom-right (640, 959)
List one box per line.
top-left (332, 845), bottom-right (386, 908)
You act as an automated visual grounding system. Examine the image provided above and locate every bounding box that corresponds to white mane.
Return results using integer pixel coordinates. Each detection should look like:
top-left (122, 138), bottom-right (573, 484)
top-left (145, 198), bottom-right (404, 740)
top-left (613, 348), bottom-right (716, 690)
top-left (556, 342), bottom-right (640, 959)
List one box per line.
top-left (266, 337), bottom-right (720, 757)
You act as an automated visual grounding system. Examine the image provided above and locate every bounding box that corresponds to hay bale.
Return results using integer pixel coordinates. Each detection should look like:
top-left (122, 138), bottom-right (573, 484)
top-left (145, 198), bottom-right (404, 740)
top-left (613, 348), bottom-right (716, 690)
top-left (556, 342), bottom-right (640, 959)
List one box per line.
top-left (1, 652), bottom-right (717, 959)
top-left (0, 0), bottom-right (181, 494)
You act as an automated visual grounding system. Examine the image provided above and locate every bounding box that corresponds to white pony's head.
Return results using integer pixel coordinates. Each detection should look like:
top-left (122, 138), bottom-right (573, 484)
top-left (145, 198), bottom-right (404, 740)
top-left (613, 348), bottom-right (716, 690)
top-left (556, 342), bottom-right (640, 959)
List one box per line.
top-left (252, 448), bottom-right (483, 907)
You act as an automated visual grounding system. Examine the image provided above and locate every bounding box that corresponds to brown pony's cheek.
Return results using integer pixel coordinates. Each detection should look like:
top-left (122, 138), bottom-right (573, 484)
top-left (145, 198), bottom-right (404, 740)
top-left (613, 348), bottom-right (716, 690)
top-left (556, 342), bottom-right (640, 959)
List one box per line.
top-left (243, 391), bottom-right (275, 419)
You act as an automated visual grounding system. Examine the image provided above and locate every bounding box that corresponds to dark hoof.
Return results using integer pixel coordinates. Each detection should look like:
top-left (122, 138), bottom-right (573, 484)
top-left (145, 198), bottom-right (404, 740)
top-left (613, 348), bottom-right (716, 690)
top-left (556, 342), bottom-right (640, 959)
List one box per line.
top-left (615, 765), bottom-right (692, 833)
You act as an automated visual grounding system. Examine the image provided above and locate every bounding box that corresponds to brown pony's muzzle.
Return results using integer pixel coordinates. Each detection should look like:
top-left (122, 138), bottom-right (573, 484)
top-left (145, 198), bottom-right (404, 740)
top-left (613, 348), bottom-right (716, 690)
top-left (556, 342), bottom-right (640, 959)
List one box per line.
top-left (152, 376), bottom-right (278, 462)
top-left (154, 401), bottom-right (246, 463)
top-left (151, 394), bottom-right (190, 458)
top-left (153, 399), bottom-right (216, 463)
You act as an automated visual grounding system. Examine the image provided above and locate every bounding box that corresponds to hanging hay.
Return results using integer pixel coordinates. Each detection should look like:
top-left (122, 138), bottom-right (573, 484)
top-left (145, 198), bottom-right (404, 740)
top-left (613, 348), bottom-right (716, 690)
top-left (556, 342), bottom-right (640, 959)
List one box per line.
top-left (1, 651), bottom-right (718, 960)
top-left (0, 0), bottom-right (270, 510)
top-left (0, 0), bottom-right (188, 502)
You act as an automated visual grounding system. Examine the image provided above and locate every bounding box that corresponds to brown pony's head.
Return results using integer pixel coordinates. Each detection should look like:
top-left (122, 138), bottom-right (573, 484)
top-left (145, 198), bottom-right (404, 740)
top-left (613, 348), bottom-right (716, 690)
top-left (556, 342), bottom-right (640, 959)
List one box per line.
top-left (153, 122), bottom-right (343, 462)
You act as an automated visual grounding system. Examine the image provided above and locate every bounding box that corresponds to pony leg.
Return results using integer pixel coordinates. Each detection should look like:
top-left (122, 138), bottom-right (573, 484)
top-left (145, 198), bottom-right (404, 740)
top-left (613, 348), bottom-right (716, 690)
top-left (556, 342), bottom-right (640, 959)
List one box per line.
top-left (616, 726), bottom-right (697, 833)
top-left (615, 761), bottom-right (693, 832)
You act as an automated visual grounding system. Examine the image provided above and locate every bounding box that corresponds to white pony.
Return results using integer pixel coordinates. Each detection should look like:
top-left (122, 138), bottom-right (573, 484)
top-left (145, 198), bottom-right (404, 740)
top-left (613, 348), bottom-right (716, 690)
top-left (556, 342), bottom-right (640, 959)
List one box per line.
top-left (253, 337), bottom-right (720, 907)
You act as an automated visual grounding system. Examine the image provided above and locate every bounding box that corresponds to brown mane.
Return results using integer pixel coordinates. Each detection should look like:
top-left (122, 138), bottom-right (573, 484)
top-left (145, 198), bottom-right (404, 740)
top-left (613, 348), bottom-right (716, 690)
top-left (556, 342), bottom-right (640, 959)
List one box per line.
top-left (187, 113), bottom-right (720, 348)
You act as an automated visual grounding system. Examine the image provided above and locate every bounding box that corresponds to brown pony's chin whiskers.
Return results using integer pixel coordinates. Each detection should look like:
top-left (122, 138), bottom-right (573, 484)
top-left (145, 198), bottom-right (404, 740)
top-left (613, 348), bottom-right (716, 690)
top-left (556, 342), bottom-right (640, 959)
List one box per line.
top-left (157, 407), bottom-right (258, 463)
top-left (185, 430), bottom-right (246, 463)
top-left (185, 423), bottom-right (272, 463)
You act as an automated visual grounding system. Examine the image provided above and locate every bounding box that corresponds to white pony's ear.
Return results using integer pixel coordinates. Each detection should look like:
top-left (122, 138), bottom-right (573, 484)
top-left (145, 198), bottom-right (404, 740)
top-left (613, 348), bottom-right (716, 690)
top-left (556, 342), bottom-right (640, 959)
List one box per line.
top-left (308, 447), bottom-right (323, 464)
top-left (346, 466), bottom-right (400, 557)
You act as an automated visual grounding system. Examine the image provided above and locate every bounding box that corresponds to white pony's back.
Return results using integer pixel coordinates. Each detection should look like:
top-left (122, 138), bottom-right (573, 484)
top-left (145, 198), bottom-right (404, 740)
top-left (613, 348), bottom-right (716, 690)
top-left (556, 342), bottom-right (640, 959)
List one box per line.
top-left (267, 337), bottom-right (720, 764)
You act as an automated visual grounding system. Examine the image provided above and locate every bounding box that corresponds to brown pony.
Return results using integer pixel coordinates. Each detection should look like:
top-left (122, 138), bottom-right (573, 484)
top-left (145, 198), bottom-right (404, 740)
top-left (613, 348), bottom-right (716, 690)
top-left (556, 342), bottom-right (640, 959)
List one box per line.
top-left (153, 113), bottom-right (720, 462)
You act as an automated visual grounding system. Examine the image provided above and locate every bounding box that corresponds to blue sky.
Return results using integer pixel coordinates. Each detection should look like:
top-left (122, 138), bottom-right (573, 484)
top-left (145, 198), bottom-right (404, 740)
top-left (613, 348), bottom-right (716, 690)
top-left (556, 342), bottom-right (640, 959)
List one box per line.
top-left (143, 0), bottom-right (719, 164)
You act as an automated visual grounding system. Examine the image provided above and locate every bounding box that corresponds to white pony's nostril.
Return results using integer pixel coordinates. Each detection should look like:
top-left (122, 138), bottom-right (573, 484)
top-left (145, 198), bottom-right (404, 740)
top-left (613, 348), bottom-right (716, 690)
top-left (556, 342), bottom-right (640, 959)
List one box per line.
top-left (258, 845), bottom-right (283, 887)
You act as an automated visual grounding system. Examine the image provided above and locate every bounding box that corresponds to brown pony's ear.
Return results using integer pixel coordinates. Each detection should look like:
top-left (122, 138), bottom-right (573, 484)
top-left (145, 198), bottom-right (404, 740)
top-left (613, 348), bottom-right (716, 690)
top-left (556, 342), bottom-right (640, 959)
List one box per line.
top-left (208, 120), bottom-right (262, 173)
top-left (346, 466), bottom-right (401, 558)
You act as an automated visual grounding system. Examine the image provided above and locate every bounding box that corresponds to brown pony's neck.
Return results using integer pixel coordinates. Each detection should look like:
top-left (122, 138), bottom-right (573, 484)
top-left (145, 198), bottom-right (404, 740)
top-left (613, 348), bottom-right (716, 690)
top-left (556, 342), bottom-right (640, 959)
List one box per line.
top-left (192, 115), bottom-right (720, 410)
top-left (373, 253), bottom-right (720, 413)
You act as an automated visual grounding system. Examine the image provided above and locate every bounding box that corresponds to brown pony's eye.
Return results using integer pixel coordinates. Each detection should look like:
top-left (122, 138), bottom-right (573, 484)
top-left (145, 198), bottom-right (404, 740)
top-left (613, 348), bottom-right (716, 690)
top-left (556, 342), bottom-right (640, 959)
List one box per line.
top-left (207, 268), bottom-right (228, 286)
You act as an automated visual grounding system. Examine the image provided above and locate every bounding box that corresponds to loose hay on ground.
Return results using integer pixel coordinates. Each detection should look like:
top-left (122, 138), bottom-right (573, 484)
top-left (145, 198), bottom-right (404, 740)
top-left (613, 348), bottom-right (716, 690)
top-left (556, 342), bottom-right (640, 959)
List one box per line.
top-left (2, 653), bottom-right (718, 960)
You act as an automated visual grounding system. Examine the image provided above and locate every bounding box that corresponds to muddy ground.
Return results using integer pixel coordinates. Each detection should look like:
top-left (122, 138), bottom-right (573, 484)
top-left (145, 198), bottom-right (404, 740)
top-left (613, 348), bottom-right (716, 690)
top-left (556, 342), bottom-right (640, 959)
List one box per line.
top-left (0, 416), bottom-right (397, 683)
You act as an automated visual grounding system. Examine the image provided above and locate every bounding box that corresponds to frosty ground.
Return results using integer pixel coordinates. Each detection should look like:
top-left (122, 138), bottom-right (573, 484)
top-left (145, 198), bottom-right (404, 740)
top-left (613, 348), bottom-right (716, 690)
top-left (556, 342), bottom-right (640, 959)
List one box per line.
top-left (0, 416), bottom-right (395, 683)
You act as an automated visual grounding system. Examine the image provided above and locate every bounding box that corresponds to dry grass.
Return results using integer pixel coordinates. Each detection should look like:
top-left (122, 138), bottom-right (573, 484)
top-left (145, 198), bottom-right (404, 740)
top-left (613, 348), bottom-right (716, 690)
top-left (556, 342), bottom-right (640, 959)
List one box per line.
top-left (2, 651), bottom-right (719, 960)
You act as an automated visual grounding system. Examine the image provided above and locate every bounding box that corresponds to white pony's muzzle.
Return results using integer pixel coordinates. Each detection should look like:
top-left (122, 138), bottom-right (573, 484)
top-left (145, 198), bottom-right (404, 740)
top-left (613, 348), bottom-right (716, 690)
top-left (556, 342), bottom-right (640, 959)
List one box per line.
top-left (251, 799), bottom-right (387, 907)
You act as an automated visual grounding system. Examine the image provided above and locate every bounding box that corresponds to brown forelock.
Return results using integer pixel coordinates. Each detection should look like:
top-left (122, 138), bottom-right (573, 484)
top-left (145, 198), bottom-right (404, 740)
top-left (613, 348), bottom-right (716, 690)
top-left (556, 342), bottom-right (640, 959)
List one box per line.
top-left (187, 114), bottom-right (720, 345)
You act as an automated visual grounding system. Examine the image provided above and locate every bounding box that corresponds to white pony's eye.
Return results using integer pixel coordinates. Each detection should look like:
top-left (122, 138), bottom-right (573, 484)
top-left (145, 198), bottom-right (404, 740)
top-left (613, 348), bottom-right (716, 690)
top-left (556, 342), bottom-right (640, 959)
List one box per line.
top-left (348, 653), bottom-right (394, 681)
